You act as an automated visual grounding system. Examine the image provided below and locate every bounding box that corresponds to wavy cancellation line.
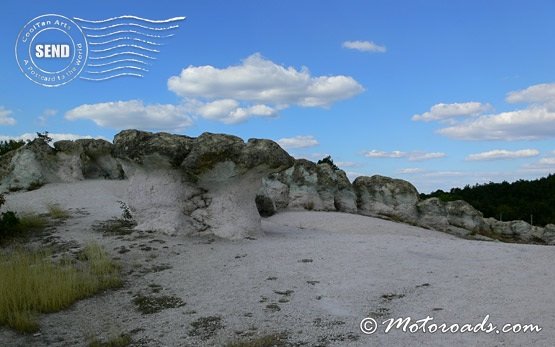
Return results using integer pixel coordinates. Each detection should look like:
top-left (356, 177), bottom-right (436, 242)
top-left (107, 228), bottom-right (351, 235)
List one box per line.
top-left (87, 59), bottom-right (150, 67)
top-left (75, 15), bottom-right (185, 81)
top-left (87, 37), bottom-right (162, 46)
top-left (90, 44), bottom-right (160, 53)
top-left (80, 73), bottom-right (144, 81)
top-left (74, 15), bottom-right (186, 24)
top-left (80, 23), bottom-right (180, 31)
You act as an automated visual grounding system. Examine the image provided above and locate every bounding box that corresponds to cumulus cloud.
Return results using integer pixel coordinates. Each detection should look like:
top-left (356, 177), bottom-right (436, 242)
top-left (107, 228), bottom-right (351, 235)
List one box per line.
top-left (0, 133), bottom-right (107, 143)
top-left (0, 106), bottom-right (16, 126)
top-left (364, 150), bottom-right (446, 161)
top-left (276, 135), bottom-right (319, 150)
top-left (342, 40), bottom-right (386, 53)
top-left (466, 149), bottom-right (539, 161)
top-left (65, 100), bottom-right (193, 130)
top-left (438, 107), bottom-right (555, 140)
top-left (412, 102), bottom-right (491, 122)
top-left (506, 83), bottom-right (555, 106)
top-left (434, 83), bottom-right (555, 140)
top-left (167, 53), bottom-right (364, 123)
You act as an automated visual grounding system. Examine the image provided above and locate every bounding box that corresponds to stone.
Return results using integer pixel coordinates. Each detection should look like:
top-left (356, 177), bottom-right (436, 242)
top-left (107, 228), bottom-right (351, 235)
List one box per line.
top-left (353, 175), bottom-right (419, 223)
top-left (113, 130), bottom-right (294, 239)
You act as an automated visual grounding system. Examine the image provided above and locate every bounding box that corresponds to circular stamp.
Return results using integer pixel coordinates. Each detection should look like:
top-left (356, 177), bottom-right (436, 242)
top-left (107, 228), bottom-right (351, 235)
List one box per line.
top-left (15, 14), bottom-right (88, 87)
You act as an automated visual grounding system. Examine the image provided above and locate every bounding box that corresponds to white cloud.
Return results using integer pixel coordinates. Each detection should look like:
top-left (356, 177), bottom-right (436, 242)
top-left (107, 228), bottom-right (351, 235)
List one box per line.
top-left (398, 168), bottom-right (424, 174)
top-left (65, 100), bottom-right (193, 130)
top-left (342, 40), bottom-right (386, 53)
top-left (412, 102), bottom-right (491, 122)
top-left (335, 161), bottom-right (358, 168)
top-left (277, 135), bottom-right (319, 150)
top-left (0, 106), bottom-right (16, 126)
top-left (539, 157), bottom-right (555, 165)
top-left (0, 133), bottom-right (107, 143)
top-left (438, 106), bottom-right (555, 140)
top-left (364, 150), bottom-right (446, 161)
top-left (167, 53), bottom-right (364, 123)
top-left (436, 83), bottom-right (555, 140)
top-left (506, 83), bottom-right (555, 106)
top-left (466, 149), bottom-right (539, 161)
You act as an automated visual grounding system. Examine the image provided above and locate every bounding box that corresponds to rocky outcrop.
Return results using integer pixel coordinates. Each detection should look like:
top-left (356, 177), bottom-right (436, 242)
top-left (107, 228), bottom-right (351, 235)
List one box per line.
top-left (256, 159), bottom-right (356, 215)
top-left (353, 175), bottom-right (419, 224)
top-left (0, 138), bottom-right (122, 192)
top-left (2, 130), bottom-right (554, 245)
top-left (113, 130), bottom-right (294, 239)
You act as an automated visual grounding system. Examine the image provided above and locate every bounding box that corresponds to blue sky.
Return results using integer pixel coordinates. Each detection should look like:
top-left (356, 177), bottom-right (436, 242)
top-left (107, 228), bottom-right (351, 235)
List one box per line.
top-left (2, 0), bottom-right (555, 192)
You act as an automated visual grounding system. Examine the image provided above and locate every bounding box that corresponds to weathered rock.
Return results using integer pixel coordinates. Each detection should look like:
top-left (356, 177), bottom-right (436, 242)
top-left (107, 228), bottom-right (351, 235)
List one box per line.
top-left (257, 159), bottom-right (356, 213)
top-left (417, 198), bottom-right (450, 230)
top-left (353, 175), bottom-right (419, 223)
top-left (0, 138), bottom-right (122, 192)
top-left (485, 219), bottom-right (547, 243)
top-left (445, 200), bottom-right (488, 234)
top-left (114, 130), bottom-right (294, 239)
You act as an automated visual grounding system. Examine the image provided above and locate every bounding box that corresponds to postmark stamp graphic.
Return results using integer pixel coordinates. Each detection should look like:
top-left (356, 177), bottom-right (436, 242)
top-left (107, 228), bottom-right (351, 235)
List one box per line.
top-left (15, 14), bottom-right (88, 87)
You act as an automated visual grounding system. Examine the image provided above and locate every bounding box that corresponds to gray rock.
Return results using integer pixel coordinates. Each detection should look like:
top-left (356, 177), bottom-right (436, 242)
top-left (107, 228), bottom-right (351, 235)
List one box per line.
top-left (257, 159), bottom-right (357, 213)
top-left (445, 200), bottom-right (488, 234)
top-left (353, 175), bottom-right (419, 223)
top-left (114, 130), bottom-right (294, 239)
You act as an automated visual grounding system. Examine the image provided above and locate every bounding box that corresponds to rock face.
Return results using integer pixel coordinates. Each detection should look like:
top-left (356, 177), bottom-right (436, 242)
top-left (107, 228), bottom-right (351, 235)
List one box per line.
top-left (0, 138), bottom-right (122, 192)
top-left (256, 159), bottom-right (356, 214)
top-left (353, 175), bottom-right (419, 223)
top-left (113, 130), bottom-right (294, 239)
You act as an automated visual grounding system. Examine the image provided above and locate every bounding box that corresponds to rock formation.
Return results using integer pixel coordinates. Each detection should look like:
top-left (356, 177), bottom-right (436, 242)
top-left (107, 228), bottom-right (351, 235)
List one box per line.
top-left (0, 137), bottom-right (122, 192)
top-left (256, 159), bottom-right (356, 215)
top-left (113, 130), bottom-right (294, 239)
top-left (1, 130), bottom-right (553, 245)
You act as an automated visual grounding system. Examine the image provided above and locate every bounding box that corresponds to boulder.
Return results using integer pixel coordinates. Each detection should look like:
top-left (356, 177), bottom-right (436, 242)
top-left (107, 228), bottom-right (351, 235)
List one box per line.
top-left (257, 159), bottom-right (356, 213)
top-left (445, 200), bottom-right (488, 234)
top-left (353, 175), bottom-right (419, 223)
top-left (0, 138), bottom-right (122, 192)
top-left (114, 130), bottom-right (294, 239)
top-left (417, 198), bottom-right (450, 230)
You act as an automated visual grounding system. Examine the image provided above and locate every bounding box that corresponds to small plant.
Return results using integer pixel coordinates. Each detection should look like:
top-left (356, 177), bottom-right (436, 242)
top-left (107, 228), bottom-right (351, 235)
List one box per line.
top-left (117, 201), bottom-right (133, 221)
top-left (47, 203), bottom-right (70, 219)
top-left (317, 155), bottom-right (340, 171)
top-left (36, 131), bottom-right (53, 143)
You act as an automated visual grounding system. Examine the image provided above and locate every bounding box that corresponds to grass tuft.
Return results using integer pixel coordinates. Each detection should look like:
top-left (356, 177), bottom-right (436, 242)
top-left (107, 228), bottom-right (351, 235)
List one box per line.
top-left (0, 243), bottom-right (121, 333)
top-left (46, 204), bottom-right (70, 220)
top-left (226, 332), bottom-right (288, 347)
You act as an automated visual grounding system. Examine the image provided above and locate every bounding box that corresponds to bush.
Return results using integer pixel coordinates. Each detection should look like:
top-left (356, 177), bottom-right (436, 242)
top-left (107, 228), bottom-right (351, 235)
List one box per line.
top-left (317, 155), bottom-right (340, 171)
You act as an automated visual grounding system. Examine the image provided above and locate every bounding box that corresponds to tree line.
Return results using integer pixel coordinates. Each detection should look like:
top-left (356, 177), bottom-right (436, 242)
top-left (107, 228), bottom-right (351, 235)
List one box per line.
top-left (421, 174), bottom-right (555, 226)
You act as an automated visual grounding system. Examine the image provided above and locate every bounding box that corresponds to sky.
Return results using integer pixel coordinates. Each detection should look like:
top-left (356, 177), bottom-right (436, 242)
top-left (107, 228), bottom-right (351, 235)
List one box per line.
top-left (2, 0), bottom-right (555, 193)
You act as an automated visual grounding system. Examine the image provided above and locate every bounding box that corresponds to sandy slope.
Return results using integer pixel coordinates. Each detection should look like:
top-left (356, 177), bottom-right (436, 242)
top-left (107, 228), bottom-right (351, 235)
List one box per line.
top-left (1, 180), bottom-right (554, 346)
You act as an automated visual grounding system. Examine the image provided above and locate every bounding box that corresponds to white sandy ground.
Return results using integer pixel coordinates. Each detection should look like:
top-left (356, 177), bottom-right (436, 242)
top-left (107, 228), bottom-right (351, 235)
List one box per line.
top-left (1, 180), bottom-right (554, 347)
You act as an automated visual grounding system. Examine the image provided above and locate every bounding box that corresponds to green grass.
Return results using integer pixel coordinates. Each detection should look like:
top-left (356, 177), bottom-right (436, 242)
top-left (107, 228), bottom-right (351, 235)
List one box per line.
top-left (0, 243), bottom-right (122, 333)
top-left (46, 204), bottom-right (70, 220)
top-left (0, 213), bottom-right (48, 243)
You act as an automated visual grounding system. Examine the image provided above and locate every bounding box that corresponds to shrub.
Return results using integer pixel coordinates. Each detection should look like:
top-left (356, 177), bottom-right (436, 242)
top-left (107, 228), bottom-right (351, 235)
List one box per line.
top-left (317, 155), bottom-right (340, 171)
